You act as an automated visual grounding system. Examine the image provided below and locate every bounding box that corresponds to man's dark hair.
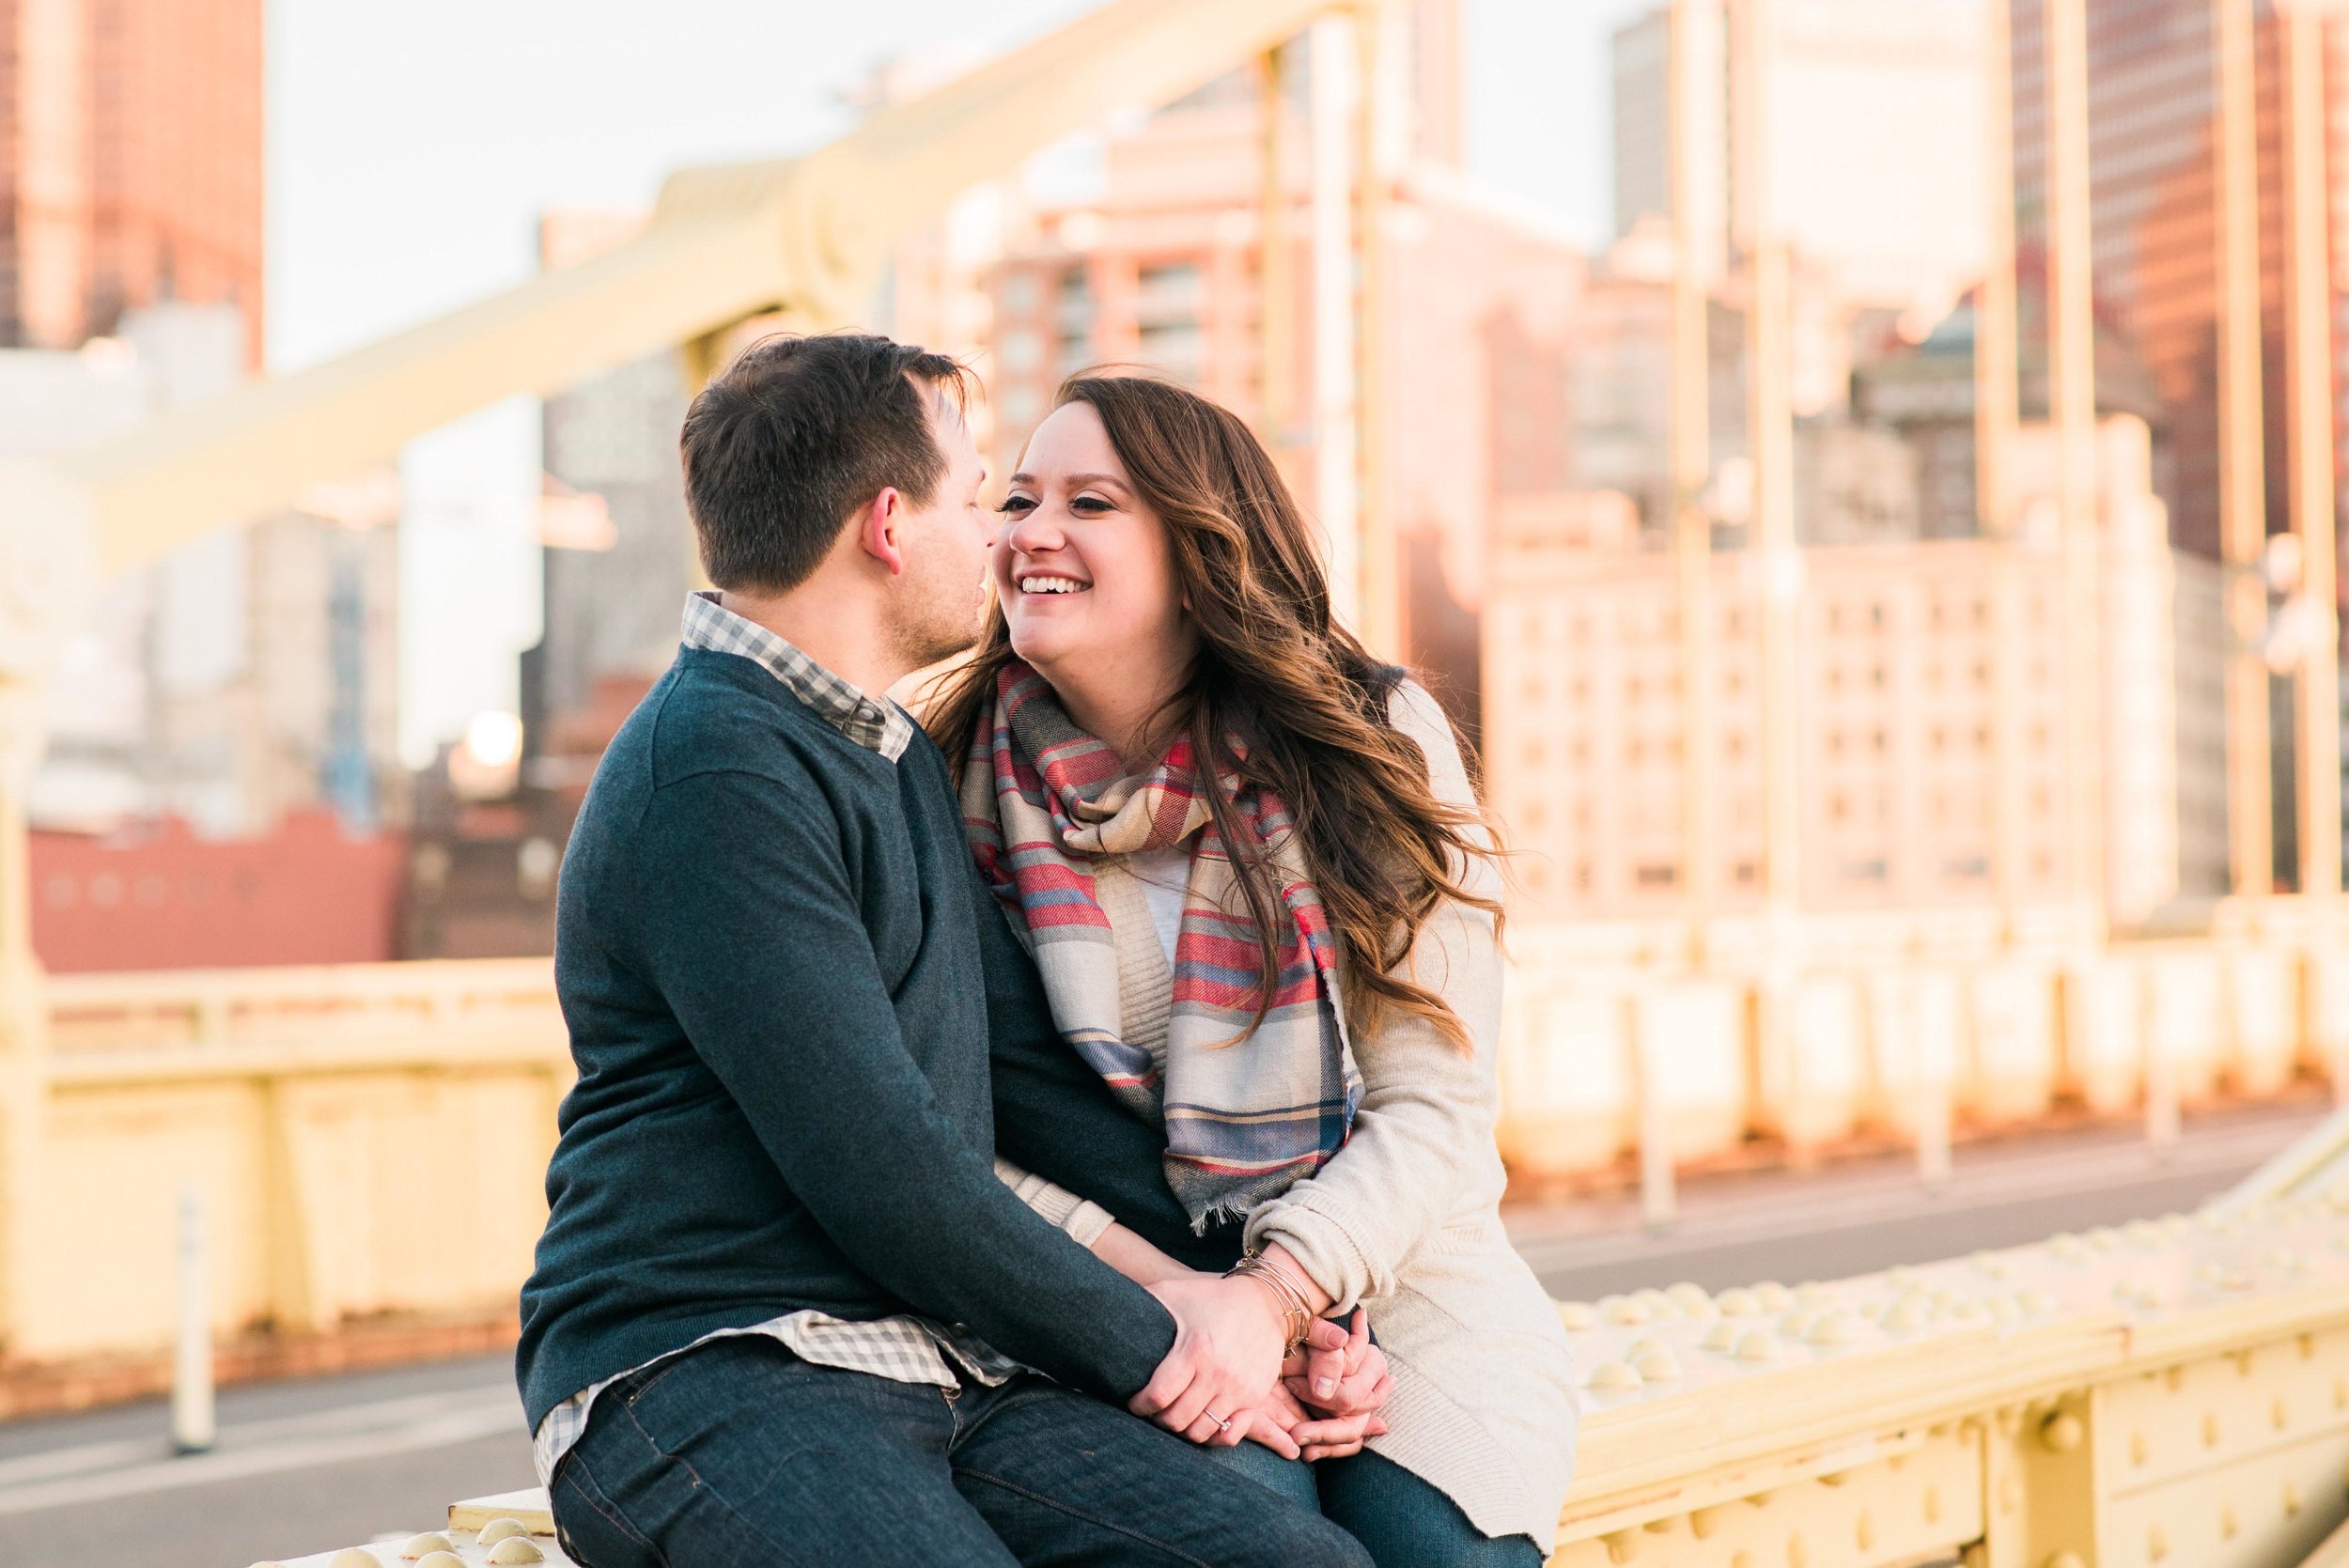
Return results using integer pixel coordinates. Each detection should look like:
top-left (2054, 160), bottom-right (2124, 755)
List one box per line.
top-left (678, 333), bottom-right (973, 593)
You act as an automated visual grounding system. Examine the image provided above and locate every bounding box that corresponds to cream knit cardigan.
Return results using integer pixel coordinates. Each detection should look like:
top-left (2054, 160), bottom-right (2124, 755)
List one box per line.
top-left (997, 682), bottom-right (1579, 1548)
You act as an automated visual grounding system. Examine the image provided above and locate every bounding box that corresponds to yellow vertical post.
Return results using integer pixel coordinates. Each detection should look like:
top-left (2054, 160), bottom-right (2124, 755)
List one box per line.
top-left (2284, 3), bottom-right (2341, 903)
top-left (1739, 0), bottom-right (1799, 919)
top-left (1735, 0), bottom-right (1807, 1159)
top-left (0, 776), bottom-right (47, 1357)
top-left (1352, 0), bottom-right (1398, 660)
top-left (2217, 0), bottom-right (2273, 900)
top-left (1981, 0), bottom-right (2027, 936)
top-left (1671, 0), bottom-right (1719, 947)
top-left (1257, 45), bottom-right (1296, 444)
top-left (1308, 11), bottom-right (1361, 632)
top-left (2044, 0), bottom-right (2106, 937)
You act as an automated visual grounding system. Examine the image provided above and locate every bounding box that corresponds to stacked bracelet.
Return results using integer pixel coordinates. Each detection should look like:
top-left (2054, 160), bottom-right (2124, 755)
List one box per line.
top-left (1226, 1251), bottom-right (1315, 1355)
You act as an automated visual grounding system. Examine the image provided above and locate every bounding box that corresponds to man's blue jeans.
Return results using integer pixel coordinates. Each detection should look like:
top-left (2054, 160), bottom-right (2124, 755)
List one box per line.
top-left (549, 1335), bottom-right (1377, 1567)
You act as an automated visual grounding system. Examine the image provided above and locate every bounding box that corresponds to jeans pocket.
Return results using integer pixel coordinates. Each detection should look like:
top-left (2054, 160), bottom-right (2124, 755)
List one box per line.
top-left (552, 1454), bottom-right (669, 1568)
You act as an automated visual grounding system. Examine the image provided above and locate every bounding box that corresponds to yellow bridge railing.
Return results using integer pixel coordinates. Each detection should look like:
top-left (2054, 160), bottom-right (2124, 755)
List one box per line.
top-left (21, 951), bottom-right (2329, 1568)
top-left (259, 1117), bottom-right (2349, 1568)
top-left (266, 1124), bottom-right (2349, 1568)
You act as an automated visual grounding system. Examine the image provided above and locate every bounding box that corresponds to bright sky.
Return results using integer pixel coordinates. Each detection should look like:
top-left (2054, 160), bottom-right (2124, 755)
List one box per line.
top-left (263, 0), bottom-right (1650, 759)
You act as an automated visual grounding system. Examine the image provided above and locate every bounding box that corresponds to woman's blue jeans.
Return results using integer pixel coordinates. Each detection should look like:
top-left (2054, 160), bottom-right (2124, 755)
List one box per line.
top-left (1207, 1438), bottom-right (1545, 1568)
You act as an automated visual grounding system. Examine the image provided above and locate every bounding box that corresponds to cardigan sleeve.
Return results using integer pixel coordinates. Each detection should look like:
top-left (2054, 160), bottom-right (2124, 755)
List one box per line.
top-left (1240, 680), bottom-right (1505, 1313)
top-left (994, 1156), bottom-right (1118, 1250)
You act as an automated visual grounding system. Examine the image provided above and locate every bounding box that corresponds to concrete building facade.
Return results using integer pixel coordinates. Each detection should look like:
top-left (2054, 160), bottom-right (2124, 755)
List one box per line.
top-left (1483, 415), bottom-right (2226, 924)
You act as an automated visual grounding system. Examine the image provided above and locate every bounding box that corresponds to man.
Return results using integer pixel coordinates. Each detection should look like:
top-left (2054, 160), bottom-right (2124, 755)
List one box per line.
top-left (518, 333), bottom-right (1368, 1567)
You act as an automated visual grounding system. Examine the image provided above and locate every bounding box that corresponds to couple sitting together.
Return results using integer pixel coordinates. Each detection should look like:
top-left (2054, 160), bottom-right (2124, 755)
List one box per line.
top-left (516, 332), bottom-right (1579, 1567)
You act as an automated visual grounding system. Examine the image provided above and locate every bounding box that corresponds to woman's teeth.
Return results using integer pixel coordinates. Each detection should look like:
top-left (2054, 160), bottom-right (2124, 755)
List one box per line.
top-left (1019, 576), bottom-right (1089, 595)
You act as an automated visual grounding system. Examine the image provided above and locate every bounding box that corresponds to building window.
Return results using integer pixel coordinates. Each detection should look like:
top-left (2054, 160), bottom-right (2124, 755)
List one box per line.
top-left (1000, 329), bottom-right (1043, 374)
top-left (1136, 260), bottom-right (1203, 318)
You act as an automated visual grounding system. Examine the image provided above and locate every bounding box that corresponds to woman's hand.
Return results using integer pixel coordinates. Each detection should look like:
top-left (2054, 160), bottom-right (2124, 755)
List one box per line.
top-left (1293, 1406), bottom-right (1388, 1462)
top-left (1263, 1384), bottom-right (1388, 1462)
top-left (1284, 1309), bottom-right (1391, 1418)
top-left (1130, 1273), bottom-right (1291, 1445)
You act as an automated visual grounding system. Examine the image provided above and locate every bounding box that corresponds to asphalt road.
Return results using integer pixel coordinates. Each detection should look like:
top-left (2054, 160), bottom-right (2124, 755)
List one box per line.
top-left (0, 1104), bottom-right (2321, 1568)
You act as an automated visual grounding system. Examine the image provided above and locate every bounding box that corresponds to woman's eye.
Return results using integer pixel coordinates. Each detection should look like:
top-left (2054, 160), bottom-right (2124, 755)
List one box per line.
top-left (1070, 496), bottom-right (1112, 515)
top-left (996, 496), bottom-right (1035, 515)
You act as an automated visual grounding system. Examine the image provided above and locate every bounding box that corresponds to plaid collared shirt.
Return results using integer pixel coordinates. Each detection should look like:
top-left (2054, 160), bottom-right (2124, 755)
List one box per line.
top-left (530, 593), bottom-right (1016, 1487)
top-left (680, 588), bottom-right (914, 759)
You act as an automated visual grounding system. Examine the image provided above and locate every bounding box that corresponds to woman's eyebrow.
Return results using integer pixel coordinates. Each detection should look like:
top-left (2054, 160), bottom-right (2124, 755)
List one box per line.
top-left (1003, 471), bottom-right (1130, 493)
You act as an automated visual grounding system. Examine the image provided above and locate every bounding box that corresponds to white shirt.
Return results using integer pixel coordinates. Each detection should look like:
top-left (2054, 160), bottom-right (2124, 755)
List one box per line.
top-left (1126, 846), bottom-right (1190, 970)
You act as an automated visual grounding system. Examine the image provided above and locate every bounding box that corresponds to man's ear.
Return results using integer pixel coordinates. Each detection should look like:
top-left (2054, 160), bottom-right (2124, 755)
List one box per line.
top-left (858, 488), bottom-right (910, 578)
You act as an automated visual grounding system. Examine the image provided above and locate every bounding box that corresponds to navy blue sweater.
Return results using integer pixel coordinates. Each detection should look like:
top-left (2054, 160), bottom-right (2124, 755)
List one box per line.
top-left (516, 646), bottom-right (1177, 1431)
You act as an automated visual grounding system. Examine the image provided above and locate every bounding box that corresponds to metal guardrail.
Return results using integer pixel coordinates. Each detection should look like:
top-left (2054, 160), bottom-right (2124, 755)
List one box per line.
top-left (236, 951), bottom-right (2349, 1568)
top-left (272, 1158), bottom-right (2349, 1567)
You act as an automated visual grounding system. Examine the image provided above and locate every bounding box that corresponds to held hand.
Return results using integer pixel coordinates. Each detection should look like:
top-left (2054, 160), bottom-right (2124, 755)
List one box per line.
top-left (1228, 1403), bottom-right (1303, 1460)
top-left (1283, 1310), bottom-right (1391, 1418)
top-left (1131, 1273), bottom-right (1291, 1446)
top-left (1265, 1384), bottom-right (1386, 1463)
top-left (1294, 1408), bottom-right (1389, 1462)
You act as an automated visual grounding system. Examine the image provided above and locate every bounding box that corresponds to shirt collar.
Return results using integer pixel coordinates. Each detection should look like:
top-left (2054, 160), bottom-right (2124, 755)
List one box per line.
top-left (680, 591), bottom-right (913, 762)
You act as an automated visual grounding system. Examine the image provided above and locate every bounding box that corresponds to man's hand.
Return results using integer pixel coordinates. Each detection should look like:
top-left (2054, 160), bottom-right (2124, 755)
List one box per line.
top-left (1130, 1274), bottom-right (1290, 1445)
top-left (1284, 1309), bottom-right (1392, 1419)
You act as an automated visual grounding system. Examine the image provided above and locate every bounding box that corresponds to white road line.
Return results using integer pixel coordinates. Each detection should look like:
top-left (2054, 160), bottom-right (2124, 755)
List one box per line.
top-left (0, 1389), bottom-right (522, 1516)
top-left (0, 1386), bottom-right (519, 1490)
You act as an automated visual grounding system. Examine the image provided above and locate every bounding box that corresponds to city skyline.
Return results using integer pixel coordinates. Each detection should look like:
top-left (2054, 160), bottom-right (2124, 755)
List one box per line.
top-left (261, 0), bottom-right (1646, 762)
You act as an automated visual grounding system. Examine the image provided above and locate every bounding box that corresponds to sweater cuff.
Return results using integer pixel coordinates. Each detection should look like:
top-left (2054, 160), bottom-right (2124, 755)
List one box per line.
top-left (1243, 1184), bottom-right (1386, 1314)
top-left (994, 1157), bottom-right (1117, 1249)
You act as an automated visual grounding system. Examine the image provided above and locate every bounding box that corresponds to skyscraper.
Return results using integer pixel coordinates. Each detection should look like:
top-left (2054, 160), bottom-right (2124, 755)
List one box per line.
top-left (1612, 0), bottom-right (1989, 317)
top-left (0, 0), bottom-right (264, 364)
top-left (982, 12), bottom-right (1570, 715)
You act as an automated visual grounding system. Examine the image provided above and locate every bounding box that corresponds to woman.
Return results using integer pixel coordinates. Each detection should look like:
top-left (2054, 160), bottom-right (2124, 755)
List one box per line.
top-left (927, 373), bottom-right (1578, 1566)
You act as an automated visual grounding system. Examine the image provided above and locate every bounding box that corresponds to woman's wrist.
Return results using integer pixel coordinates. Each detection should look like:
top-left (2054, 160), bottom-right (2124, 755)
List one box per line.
top-left (1225, 1251), bottom-right (1321, 1352)
top-left (1251, 1242), bottom-right (1334, 1317)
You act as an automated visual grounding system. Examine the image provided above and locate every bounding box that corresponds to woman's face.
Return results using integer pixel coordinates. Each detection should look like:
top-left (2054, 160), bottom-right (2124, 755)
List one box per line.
top-left (995, 401), bottom-right (1192, 685)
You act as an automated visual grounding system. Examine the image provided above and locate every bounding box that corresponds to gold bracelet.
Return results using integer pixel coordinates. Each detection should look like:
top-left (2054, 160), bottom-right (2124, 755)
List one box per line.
top-left (1248, 1253), bottom-right (1322, 1327)
top-left (1226, 1252), bottom-right (1312, 1354)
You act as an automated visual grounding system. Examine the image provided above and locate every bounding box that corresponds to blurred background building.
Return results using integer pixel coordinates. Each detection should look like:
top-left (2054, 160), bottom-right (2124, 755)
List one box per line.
top-left (0, 0), bottom-right (266, 367)
top-left (17, 0), bottom-right (2349, 1000)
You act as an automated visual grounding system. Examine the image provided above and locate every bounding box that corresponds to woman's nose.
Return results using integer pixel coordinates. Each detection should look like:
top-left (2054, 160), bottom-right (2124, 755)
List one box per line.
top-left (1005, 506), bottom-right (1064, 555)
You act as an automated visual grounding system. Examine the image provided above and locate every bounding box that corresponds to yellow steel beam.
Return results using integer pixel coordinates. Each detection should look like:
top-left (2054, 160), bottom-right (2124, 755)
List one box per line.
top-left (2044, 0), bottom-right (2105, 934)
top-left (2283, 2), bottom-right (2342, 902)
top-left (1982, 0), bottom-right (2027, 937)
top-left (1670, 0), bottom-right (1719, 938)
top-left (50, 0), bottom-right (1337, 577)
top-left (2216, 0), bottom-right (2274, 899)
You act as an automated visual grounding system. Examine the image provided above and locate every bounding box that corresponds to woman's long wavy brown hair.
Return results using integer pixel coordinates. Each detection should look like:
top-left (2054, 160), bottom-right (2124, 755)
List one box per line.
top-left (925, 371), bottom-right (1501, 1052)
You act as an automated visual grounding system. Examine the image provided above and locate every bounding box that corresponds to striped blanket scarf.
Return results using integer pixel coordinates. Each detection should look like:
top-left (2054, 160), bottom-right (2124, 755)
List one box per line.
top-left (962, 663), bottom-right (1360, 1228)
